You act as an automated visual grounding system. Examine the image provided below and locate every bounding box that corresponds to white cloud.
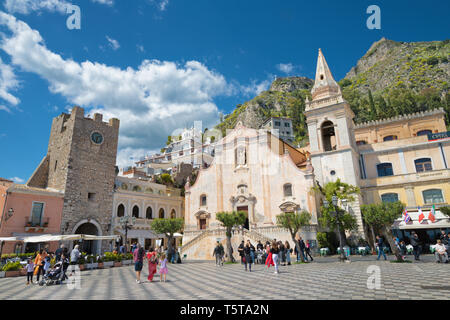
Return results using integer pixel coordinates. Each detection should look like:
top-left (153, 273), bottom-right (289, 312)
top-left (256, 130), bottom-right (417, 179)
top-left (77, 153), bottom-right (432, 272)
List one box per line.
top-left (9, 176), bottom-right (24, 183)
top-left (0, 12), bottom-right (231, 169)
top-left (3, 0), bottom-right (112, 14)
top-left (0, 57), bottom-right (20, 109)
top-left (136, 44), bottom-right (145, 53)
top-left (276, 63), bottom-right (295, 75)
top-left (149, 0), bottom-right (169, 12)
top-left (239, 77), bottom-right (273, 97)
top-left (91, 0), bottom-right (113, 5)
top-left (106, 36), bottom-right (120, 50)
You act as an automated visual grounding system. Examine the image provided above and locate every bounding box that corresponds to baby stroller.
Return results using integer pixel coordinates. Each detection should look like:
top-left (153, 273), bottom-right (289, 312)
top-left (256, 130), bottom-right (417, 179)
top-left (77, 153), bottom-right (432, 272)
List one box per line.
top-left (256, 249), bottom-right (265, 264)
top-left (39, 258), bottom-right (69, 286)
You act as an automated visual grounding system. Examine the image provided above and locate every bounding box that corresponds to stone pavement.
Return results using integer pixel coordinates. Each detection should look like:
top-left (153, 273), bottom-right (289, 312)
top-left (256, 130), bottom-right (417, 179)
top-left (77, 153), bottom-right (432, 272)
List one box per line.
top-left (0, 255), bottom-right (449, 300)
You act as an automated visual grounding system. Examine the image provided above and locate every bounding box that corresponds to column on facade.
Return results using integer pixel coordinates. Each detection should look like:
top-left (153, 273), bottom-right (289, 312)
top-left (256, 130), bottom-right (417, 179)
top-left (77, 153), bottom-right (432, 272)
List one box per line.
top-left (404, 185), bottom-right (417, 207)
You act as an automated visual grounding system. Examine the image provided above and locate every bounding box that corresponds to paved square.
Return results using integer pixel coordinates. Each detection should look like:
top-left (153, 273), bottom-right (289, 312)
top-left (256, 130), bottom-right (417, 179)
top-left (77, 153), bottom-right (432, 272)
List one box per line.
top-left (1, 255), bottom-right (449, 300)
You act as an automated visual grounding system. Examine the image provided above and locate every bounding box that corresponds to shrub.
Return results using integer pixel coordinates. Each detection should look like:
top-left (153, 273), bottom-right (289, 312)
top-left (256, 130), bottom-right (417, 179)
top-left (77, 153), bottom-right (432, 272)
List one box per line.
top-left (2, 261), bottom-right (22, 272)
top-left (316, 232), bottom-right (329, 249)
top-left (426, 57), bottom-right (439, 65)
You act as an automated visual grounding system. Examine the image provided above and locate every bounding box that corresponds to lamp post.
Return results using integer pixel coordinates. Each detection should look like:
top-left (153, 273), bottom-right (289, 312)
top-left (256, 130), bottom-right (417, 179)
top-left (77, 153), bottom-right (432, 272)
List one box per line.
top-left (323, 195), bottom-right (347, 262)
top-left (119, 215), bottom-right (136, 252)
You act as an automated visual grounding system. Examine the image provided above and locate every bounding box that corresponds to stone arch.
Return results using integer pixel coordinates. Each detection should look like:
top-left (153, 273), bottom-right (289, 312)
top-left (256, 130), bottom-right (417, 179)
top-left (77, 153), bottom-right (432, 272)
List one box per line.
top-left (159, 208), bottom-right (165, 219)
top-left (146, 206), bottom-right (153, 219)
top-left (71, 218), bottom-right (103, 255)
top-left (117, 203), bottom-right (125, 217)
top-left (132, 205), bottom-right (140, 218)
top-left (321, 120), bottom-right (336, 152)
top-left (170, 208), bottom-right (176, 219)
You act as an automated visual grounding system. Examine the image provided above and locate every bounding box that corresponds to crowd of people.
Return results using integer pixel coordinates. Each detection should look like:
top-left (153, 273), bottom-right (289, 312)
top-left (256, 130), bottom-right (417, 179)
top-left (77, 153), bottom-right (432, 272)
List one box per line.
top-left (212, 236), bottom-right (315, 274)
top-left (376, 230), bottom-right (450, 263)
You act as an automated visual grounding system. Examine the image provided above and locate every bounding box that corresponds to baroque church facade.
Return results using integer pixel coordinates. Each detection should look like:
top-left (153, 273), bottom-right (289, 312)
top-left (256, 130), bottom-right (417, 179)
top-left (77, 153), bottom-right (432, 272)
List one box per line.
top-left (182, 49), bottom-right (450, 259)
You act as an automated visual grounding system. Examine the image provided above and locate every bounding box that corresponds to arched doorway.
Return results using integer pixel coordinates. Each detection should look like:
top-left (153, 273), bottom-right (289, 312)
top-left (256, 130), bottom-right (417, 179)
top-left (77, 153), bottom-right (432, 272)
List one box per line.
top-left (74, 222), bottom-right (100, 254)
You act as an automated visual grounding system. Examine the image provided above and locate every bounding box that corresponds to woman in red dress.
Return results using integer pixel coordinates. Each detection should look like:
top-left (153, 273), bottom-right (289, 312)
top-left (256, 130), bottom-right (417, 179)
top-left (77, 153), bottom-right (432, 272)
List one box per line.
top-left (265, 243), bottom-right (274, 269)
top-left (146, 247), bottom-right (158, 281)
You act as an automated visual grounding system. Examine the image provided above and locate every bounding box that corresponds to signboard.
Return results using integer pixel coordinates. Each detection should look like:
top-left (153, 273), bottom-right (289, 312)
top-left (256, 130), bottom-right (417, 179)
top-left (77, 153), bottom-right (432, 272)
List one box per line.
top-left (428, 131), bottom-right (450, 141)
top-left (156, 239), bottom-right (162, 247)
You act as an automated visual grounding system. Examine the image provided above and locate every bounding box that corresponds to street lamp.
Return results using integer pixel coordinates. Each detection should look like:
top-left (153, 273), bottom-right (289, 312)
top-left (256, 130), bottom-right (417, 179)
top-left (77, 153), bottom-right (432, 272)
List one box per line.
top-left (5, 208), bottom-right (14, 221)
top-left (323, 195), bottom-right (347, 262)
top-left (119, 215), bottom-right (136, 251)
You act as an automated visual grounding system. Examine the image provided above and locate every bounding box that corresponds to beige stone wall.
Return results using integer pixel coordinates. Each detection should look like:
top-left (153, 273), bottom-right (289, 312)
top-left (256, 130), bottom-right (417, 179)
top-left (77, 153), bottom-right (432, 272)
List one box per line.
top-left (184, 126), bottom-right (318, 254)
top-left (42, 107), bottom-right (120, 253)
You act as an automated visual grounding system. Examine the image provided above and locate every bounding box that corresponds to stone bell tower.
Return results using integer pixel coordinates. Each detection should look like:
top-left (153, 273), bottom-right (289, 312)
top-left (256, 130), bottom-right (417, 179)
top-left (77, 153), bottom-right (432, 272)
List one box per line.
top-left (28, 106), bottom-right (120, 254)
top-left (304, 49), bottom-right (365, 236)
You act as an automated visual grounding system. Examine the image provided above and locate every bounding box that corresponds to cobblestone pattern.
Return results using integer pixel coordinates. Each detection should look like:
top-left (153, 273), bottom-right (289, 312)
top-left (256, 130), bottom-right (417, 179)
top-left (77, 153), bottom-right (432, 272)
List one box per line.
top-left (0, 255), bottom-right (449, 300)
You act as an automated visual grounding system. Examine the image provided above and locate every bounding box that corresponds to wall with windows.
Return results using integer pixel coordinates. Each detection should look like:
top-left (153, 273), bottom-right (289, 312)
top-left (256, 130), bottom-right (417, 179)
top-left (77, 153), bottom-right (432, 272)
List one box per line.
top-left (0, 186), bottom-right (64, 254)
top-left (413, 183), bottom-right (449, 207)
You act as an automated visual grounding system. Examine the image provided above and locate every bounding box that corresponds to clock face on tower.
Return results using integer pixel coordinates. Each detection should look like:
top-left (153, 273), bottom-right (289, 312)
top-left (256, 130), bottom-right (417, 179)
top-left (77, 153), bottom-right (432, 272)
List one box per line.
top-left (91, 132), bottom-right (104, 144)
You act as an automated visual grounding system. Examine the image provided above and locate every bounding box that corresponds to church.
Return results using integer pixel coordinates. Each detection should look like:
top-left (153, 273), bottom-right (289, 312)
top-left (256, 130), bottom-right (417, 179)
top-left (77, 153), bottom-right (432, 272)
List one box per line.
top-left (182, 48), bottom-right (450, 259)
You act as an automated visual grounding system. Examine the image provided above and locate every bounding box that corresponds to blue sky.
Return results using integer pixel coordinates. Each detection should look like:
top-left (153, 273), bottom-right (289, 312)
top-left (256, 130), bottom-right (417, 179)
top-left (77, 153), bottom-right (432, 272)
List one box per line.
top-left (0, 0), bottom-right (449, 183)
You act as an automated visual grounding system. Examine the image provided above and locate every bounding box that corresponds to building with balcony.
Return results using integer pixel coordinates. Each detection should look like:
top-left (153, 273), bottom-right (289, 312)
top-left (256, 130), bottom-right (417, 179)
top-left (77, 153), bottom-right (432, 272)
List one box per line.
top-left (261, 117), bottom-right (295, 144)
top-left (304, 48), bottom-right (450, 246)
top-left (0, 178), bottom-right (64, 254)
top-left (112, 176), bottom-right (184, 250)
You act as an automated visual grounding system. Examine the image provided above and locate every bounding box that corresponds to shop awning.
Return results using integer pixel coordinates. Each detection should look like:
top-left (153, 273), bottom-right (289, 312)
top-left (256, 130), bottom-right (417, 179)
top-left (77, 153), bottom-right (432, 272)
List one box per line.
top-left (2, 234), bottom-right (120, 243)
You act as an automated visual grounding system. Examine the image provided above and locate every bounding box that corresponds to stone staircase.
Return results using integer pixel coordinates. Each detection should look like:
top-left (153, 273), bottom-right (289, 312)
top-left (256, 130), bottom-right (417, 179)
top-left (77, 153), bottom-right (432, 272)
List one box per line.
top-left (180, 230), bottom-right (212, 254)
top-left (242, 228), bottom-right (273, 244)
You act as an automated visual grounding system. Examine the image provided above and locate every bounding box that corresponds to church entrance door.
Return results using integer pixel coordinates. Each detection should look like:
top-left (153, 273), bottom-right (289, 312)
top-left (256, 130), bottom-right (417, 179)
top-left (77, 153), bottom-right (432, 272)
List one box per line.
top-left (237, 206), bottom-right (249, 230)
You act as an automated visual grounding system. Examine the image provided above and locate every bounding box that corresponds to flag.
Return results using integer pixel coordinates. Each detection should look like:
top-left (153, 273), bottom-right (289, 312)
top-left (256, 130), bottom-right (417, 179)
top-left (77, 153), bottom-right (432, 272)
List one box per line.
top-left (403, 208), bottom-right (411, 223)
top-left (418, 207), bottom-right (425, 223)
top-left (428, 205), bottom-right (436, 223)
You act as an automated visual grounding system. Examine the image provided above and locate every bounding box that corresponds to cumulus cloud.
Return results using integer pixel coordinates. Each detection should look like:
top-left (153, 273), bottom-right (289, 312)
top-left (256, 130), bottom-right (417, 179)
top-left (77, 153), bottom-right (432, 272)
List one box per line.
top-left (9, 176), bottom-right (24, 183)
top-left (0, 11), bottom-right (230, 168)
top-left (239, 76), bottom-right (273, 97)
top-left (0, 57), bottom-right (20, 110)
top-left (276, 63), bottom-right (296, 75)
top-left (3, 0), bottom-right (112, 14)
top-left (106, 36), bottom-right (120, 50)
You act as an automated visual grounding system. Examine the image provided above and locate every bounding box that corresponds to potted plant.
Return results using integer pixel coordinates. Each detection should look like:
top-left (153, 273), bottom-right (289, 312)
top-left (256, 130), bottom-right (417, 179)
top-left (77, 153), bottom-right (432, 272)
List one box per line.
top-left (2, 261), bottom-right (22, 277)
top-left (97, 256), bottom-right (104, 269)
top-left (122, 253), bottom-right (133, 265)
top-left (85, 255), bottom-right (98, 270)
top-left (102, 252), bottom-right (114, 268)
top-left (26, 221), bottom-right (32, 227)
top-left (77, 256), bottom-right (85, 271)
top-left (113, 253), bottom-right (123, 267)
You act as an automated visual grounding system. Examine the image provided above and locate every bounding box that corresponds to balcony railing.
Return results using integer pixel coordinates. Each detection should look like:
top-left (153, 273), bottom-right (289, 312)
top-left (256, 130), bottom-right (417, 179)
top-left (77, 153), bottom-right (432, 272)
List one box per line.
top-left (24, 217), bottom-right (50, 232)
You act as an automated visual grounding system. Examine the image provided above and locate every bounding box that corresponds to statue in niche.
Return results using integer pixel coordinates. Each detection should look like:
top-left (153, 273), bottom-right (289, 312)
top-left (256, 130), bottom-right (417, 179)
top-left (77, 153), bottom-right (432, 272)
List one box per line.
top-left (237, 146), bottom-right (247, 166)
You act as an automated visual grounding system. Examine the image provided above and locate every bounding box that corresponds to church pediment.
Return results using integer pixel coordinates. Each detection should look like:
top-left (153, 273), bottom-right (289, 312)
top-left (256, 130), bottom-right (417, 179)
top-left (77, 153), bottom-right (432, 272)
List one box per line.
top-left (194, 210), bottom-right (211, 219)
top-left (279, 201), bottom-right (300, 212)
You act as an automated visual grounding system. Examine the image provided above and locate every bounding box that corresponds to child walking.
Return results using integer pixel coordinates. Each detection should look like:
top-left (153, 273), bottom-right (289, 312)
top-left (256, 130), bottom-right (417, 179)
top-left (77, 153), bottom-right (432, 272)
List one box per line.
top-left (159, 253), bottom-right (168, 282)
top-left (25, 259), bottom-right (34, 285)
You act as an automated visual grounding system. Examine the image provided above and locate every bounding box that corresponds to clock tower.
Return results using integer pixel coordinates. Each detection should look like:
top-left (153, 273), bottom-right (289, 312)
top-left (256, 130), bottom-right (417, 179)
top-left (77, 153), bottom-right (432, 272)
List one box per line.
top-left (304, 49), bottom-right (365, 236)
top-left (28, 106), bottom-right (120, 254)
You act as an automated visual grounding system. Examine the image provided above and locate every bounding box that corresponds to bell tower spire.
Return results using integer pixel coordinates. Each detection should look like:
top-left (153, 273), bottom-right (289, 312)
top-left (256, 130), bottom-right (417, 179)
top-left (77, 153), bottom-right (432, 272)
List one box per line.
top-left (310, 48), bottom-right (341, 101)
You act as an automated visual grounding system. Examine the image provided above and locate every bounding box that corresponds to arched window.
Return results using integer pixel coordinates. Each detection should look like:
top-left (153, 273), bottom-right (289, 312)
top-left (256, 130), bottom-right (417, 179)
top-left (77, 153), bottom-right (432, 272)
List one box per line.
top-left (146, 207), bottom-right (153, 219)
top-left (381, 193), bottom-right (399, 203)
top-left (132, 185), bottom-right (142, 192)
top-left (159, 208), bottom-right (165, 219)
top-left (321, 121), bottom-right (336, 152)
top-left (200, 195), bottom-right (207, 207)
top-left (417, 129), bottom-right (432, 137)
top-left (132, 205), bottom-right (139, 218)
top-left (383, 135), bottom-right (398, 142)
top-left (170, 209), bottom-right (176, 219)
top-left (356, 140), bottom-right (367, 146)
top-left (145, 187), bottom-right (153, 193)
top-left (423, 189), bottom-right (444, 204)
top-left (117, 204), bottom-right (125, 217)
top-left (377, 163), bottom-right (394, 177)
top-left (283, 183), bottom-right (293, 197)
top-left (121, 184), bottom-right (128, 190)
top-left (415, 158), bottom-right (432, 172)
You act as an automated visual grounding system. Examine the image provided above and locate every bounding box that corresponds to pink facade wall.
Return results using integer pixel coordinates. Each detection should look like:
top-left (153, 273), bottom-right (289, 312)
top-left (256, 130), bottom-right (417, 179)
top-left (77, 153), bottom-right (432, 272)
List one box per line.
top-left (0, 189), bottom-right (63, 254)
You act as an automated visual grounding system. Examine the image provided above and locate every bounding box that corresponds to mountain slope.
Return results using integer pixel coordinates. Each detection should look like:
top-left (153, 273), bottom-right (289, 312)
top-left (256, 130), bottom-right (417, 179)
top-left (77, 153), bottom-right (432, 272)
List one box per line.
top-left (216, 38), bottom-right (450, 143)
